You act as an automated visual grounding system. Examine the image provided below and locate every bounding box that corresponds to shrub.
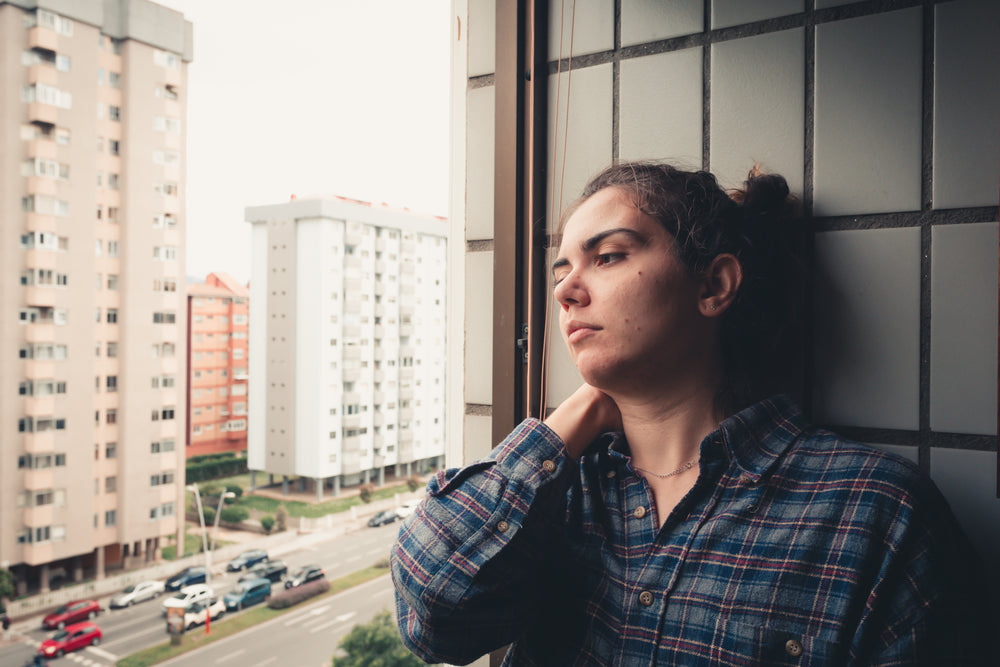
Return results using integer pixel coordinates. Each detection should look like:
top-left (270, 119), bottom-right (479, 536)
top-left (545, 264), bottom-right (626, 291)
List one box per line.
top-left (333, 610), bottom-right (423, 667)
top-left (406, 476), bottom-right (421, 492)
top-left (220, 506), bottom-right (249, 523)
top-left (260, 515), bottom-right (275, 534)
top-left (358, 484), bottom-right (374, 503)
top-left (275, 506), bottom-right (288, 532)
top-left (201, 506), bottom-right (216, 526)
top-left (373, 557), bottom-right (390, 569)
top-left (224, 484), bottom-right (244, 502)
top-left (266, 579), bottom-right (330, 609)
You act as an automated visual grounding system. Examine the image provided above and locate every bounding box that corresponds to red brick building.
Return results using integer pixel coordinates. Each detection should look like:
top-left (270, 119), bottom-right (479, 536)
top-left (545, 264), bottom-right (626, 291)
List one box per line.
top-left (186, 273), bottom-right (248, 457)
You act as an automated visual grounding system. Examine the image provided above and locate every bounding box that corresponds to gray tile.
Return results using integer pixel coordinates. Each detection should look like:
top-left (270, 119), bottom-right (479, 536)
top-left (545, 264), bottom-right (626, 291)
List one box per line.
top-left (464, 414), bottom-right (494, 463)
top-left (812, 228), bottom-right (921, 429)
top-left (710, 29), bottom-right (805, 195)
top-left (866, 442), bottom-right (918, 464)
top-left (933, 1), bottom-right (1000, 209)
top-left (622, 0), bottom-right (702, 46)
top-left (930, 222), bottom-right (999, 435)
top-left (619, 48), bottom-right (703, 170)
top-left (466, 86), bottom-right (495, 241)
top-left (814, 8), bottom-right (923, 216)
top-left (549, 0), bottom-right (614, 61)
top-left (464, 251), bottom-right (493, 405)
top-left (930, 448), bottom-right (1000, 565)
top-left (712, 0), bottom-right (803, 29)
top-left (468, 0), bottom-right (496, 77)
top-left (548, 63), bottom-right (613, 229)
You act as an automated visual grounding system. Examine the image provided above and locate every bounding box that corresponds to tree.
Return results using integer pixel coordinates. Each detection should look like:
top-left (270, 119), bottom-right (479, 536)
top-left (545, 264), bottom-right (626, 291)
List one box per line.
top-left (260, 515), bottom-right (275, 534)
top-left (0, 568), bottom-right (15, 605)
top-left (275, 506), bottom-right (288, 532)
top-left (332, 610), bottom-right (422, 667)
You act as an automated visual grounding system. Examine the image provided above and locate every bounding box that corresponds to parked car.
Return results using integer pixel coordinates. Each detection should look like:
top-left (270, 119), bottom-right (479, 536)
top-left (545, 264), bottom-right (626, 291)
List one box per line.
top-left (161, 584), bottom-right (214, 616)
top-left (164, 566), bottom-right (208, 591)
top-left (226, 549), bottom-right (269, 572)
top-left (182, 598), bottom-right (225, 630)
top-left (42, 600), bottom-right (100, 630)
top-left (109, 580), bottom-right (165, 609)
top-left (368, 509), bottom-right (400, 527)
top-left (240, 559), bottom-right (288, 583)
top-left (224, 577), bottom-right (271, 611)
top-left (37, 621), bottom-right (101, 658)
top-left (395, 499), bottom-right (421, 518)
top-left (284, 565), bottom-right (325, 589)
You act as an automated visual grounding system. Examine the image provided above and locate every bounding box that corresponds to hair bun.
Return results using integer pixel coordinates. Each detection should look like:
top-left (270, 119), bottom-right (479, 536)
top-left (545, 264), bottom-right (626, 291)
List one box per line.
top-left (740, 169), bottom-right (790, 216)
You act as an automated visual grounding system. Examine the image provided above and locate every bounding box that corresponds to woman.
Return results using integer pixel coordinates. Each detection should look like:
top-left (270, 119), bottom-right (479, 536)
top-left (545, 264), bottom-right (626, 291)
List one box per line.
top-left (391, 162), bottom-right (987, 665)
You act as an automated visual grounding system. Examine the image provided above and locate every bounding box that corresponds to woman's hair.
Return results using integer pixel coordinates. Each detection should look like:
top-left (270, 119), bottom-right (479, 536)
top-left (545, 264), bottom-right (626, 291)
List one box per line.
top-left (572, 161), bottom-right (806, 411)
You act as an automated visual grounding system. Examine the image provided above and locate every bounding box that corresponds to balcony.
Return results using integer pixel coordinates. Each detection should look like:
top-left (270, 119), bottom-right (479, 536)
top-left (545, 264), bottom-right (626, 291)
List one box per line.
top-left (23, 360), bottom-right (56, 378)
top-left (28, 26), bottom-right (58, 52)
top-left (24, 176), bottom-right (58, 197)
top-left (27, 64), bottom-right (58, 87)
top-left (24, 286), bottom-right (58, 308)
top-left (25, 138), bottom-right (58, 161)
top-left (22, 468), bottom-right (55, 491)
top-left (22, 431), bottom-right (56, 451)
top-left (22, 396), bottom-right (56, 416)
top-left (27, 102), bottom-right (58, 125)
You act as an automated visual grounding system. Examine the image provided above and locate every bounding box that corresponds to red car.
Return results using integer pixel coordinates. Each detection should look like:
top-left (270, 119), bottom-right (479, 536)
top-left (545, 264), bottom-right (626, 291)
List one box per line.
top-left (38, 621), bottom-right (102, 658)
top-left (41, 599), bottom-right (100, 630)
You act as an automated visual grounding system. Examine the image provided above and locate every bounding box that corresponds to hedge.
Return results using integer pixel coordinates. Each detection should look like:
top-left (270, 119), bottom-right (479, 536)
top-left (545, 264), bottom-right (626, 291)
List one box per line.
top-left (266, 579), bottom-right (331, 609)
top-left (185, 457), bottom-right (248, 483)
top-left (220, 506), bottom-right (249, 523)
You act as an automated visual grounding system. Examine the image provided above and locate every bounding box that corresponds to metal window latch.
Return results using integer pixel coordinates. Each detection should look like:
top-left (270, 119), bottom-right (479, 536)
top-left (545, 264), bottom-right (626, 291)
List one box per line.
top-left (515, 323), bottom-right (528, 363)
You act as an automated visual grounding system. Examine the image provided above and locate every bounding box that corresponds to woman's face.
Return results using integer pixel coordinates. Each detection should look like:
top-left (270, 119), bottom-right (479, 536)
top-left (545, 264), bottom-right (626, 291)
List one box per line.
top-left (553, 187), bottom-right (711, 394)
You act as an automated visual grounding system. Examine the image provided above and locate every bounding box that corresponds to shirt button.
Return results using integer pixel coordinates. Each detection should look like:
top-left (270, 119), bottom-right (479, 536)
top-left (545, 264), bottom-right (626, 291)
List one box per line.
top-left (739, 474), bottom-right (755, 487)
top-left (785, 638), bottom-right (803, 657)
top-left (542, 460), bottom-right (556, 473)
top-left (497, 520), bottom-right (510, 533)
top-left (633, 506), bottom-right (647, 519)
top-left (638, 590), bottom-right (654, 607)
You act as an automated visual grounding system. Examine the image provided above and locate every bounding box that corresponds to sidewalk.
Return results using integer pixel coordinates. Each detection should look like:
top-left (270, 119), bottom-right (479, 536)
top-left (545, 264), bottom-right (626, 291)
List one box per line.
top-left (1, 489), bottom-right (420, 635)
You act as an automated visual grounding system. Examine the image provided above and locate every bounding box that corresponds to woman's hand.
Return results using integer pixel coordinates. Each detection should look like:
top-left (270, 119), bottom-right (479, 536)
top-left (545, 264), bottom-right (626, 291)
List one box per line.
top-left (544, 384), bottom-right (623, 459)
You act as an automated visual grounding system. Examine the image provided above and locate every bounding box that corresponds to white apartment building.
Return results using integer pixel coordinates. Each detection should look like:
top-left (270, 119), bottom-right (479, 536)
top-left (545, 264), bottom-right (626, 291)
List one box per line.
top-left (246, 198), bottom-right (447, 498)
top-left (0, 1), bottom-right (191, 593)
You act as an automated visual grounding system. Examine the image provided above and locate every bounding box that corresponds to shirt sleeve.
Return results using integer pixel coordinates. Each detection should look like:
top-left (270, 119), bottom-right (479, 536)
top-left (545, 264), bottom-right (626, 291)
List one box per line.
top-left (390, 418), bottom-right (574, 665)
top-left (851, 474), bottom-right (992, 666)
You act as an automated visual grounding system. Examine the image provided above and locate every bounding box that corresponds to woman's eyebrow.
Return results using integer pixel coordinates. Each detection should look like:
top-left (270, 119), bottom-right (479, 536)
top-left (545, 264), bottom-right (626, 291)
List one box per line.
top-left (552, 228), bottom-right (648, 275)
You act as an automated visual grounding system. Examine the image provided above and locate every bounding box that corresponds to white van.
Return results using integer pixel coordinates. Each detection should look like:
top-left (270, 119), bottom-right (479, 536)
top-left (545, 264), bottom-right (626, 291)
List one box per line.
top-left (161, 583), bottom-right (213, 616)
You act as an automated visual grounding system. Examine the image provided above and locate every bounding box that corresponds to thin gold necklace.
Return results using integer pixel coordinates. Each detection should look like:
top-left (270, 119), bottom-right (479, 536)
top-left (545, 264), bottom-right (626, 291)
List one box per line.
top-left (634, 458), bottom-right (699, 479)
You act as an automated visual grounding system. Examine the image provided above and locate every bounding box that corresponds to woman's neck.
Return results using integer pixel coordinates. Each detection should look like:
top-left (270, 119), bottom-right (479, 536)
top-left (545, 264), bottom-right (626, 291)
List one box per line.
top-left (612, 381), bottom-right (724, 473)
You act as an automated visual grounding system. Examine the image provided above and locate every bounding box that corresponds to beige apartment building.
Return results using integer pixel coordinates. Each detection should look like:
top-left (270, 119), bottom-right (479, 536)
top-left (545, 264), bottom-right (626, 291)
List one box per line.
top-left (0, 0), bottom-right (192, 592)
top-left (186, 273), bottom-right (249, 459)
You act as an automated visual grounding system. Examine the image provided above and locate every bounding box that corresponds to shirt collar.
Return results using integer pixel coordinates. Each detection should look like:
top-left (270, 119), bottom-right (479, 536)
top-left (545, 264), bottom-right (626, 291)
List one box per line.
top-left (601, 394), bottom-right (806, 483)
top-left (716, 394), bottom-right (806, 483)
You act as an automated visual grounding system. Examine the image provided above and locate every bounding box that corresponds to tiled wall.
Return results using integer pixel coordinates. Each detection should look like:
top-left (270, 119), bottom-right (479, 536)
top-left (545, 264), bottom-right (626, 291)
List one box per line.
top-left (457, 0), bottom-right (999, 582)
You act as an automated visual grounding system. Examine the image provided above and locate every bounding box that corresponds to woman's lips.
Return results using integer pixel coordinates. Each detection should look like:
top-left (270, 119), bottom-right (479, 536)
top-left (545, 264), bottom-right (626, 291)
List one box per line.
top-left (566, 321), bottom-right (600, 344)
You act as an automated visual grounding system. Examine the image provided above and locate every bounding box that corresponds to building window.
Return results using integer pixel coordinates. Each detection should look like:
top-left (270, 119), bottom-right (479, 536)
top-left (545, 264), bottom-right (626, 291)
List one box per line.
top-left (107, 274), bottom-right (119, 290)
top-left (105, 442), bottom-right (117, 459)
top-left (105, 510), bottom-right (116, 526)
top-left (152, 311), bottom-right (176, 324)
top-left (106, 308), bottom-right (118, 324)
top-left (105, 476), bottom-right (117, 493)
top-left (106, 376), bottom-right (117, 392)
top-left (108, 105), bottom-right (121, 121)
top-left (106, 408), bottom-right (117, 424)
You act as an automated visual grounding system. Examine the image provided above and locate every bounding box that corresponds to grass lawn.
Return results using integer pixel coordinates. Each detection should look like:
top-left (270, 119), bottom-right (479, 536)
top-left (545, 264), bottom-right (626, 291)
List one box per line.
top-left (116, 564), bottom-right (390, 667)
top-left (161, 525), bottom-right (234, 561)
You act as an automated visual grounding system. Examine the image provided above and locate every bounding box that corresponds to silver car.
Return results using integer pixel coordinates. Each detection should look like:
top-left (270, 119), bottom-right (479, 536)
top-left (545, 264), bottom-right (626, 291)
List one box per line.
top-left (109, 580), bottom-right (165, 608)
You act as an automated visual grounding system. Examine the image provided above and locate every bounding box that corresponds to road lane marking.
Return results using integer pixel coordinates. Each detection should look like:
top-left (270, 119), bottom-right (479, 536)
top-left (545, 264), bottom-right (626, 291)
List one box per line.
top-left (86, 645), bottom-right (118, 660)
top-left (251, 658), bottom-right (277, 667)
top-left (344, 555), bottom-right (362, 563)
top-left (101, 622), bottom-right (169, 649)
top-left (283, 604), bottom-right (330, 626)
top-left (336, 612), bottom-right (356, 622)
top-left (216, 648), bottom-right (246, 663)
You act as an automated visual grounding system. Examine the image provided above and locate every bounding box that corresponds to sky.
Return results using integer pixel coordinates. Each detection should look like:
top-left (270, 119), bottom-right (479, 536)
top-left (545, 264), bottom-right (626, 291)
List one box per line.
top-left (155, 1), bottom-right (452, 283)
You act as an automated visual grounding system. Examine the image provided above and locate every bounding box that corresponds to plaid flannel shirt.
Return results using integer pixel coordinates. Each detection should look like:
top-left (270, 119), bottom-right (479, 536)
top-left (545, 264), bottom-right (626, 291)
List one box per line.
top-left (391, 395), bottom-right (988, 665)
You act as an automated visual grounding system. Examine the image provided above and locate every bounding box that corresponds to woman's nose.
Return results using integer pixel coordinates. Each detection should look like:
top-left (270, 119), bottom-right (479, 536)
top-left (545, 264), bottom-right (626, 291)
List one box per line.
top-left (554, 271), bottom-right (589, 310)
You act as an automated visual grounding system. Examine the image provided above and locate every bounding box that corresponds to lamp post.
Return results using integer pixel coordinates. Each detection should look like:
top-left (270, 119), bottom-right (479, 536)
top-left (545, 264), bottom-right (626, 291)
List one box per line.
top-left (185, 485), bottom-right (234, 582)
top-left (208, 491), bottom-right (236, 575)
top-left (185, 484), bottom-right (210, 569)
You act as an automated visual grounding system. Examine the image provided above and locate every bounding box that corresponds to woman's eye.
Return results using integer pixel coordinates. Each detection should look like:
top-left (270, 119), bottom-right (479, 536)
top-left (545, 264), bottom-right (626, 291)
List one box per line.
top-left (595, 252), bottom-right (623, 266)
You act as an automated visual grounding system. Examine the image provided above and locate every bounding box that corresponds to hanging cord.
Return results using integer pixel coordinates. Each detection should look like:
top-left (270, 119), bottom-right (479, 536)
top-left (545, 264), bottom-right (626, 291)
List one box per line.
top-left (539, 0), bottom-right (576, 418)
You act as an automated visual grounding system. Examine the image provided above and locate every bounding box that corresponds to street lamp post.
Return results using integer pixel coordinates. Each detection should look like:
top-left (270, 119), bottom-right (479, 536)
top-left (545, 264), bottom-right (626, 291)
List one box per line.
top-left (208, 491), bottom-right (236, 575)
top-left (186, 484), bottom-right (210, 570)
top-left (185, 485), bottom-right (234, 582)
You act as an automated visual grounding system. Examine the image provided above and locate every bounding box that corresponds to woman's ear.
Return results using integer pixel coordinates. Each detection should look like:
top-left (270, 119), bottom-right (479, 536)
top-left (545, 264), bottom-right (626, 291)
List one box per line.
top-left (698, 254), bottom-right (742, 317)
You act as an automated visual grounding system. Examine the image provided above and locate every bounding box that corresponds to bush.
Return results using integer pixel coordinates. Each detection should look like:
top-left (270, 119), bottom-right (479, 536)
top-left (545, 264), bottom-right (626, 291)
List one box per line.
top-left (266, 579), bottom-right (330, 609)
top-left (201, 506), bottom-right (216, 526)
top-left (185, 456), bottom-right (248, 483)
top-left (406, 476), bottom-right (422, 492)
top-left (224, 484), bottom-right (244, 502)
top-left (220, 506), bottom-right (249, 523)
top-left (373, 557), bottom-right (390, 569)
top-left (333, 610), bottom-right (423, 667)
top-left (260, 515), bottom-right (275, 534)
top-left (275, 506), bottom-right (288, 532)
top-left (358, 484), bottom-right (374, 503)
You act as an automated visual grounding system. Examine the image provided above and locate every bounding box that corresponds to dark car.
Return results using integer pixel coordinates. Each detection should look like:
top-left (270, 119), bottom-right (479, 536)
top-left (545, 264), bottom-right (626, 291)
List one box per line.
top-left (226, 549), bottom-right (268, 572)
top-left (37, 622), bottom-right (101, 658)
top-left (367, 509), bottom-right (400, 527)
top-left (240, 559), bottom-right (288, 583)
top-left (164, 566), bottom-right (208, 591)
top-left (284, 565), bottom-right (325, 589)
top-left (41, 600), bottom-right (100, 630)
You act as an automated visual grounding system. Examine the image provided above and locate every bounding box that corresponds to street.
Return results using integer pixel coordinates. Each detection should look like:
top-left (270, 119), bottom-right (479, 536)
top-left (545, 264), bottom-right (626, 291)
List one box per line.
top-left (0, 519), bottom-right (403, 666)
